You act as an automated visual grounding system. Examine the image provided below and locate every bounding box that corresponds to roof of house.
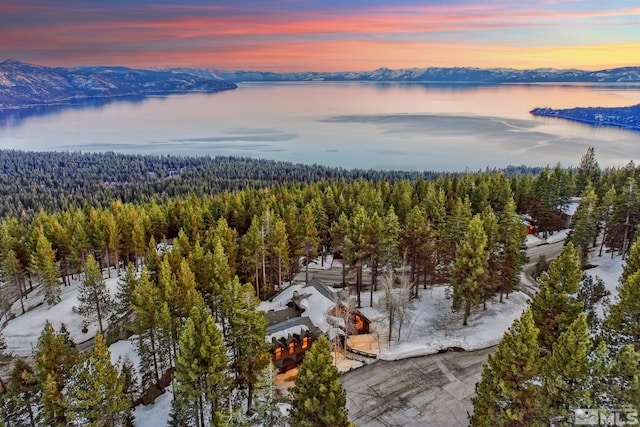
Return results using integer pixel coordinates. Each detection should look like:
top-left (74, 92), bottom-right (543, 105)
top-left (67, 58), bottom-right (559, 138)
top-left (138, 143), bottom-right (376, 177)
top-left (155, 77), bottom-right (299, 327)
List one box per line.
top-left (259, 279), bottom-right (343, 334)
top-left (266, 316), bottom-right (321, 343)
top-left (264, 305), bottom-right (301, 327)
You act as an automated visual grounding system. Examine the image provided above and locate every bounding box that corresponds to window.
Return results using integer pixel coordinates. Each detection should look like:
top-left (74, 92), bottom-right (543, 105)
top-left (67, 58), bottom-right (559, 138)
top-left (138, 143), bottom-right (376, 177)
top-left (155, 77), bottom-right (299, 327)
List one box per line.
top-left (289, 342), bottom-right (295, 353)
top-left (275, 347), bottom-right (282, 359)
top-left (302, 336), bottom-right (310, 349)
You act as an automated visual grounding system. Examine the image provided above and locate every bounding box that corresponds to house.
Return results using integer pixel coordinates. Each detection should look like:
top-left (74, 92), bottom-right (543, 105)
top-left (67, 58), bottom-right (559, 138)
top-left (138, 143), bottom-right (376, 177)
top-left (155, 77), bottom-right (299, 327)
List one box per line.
top-left (260, 278), bottom-right (372, 372)
top-left (266, 316), bottom-right (321, 373)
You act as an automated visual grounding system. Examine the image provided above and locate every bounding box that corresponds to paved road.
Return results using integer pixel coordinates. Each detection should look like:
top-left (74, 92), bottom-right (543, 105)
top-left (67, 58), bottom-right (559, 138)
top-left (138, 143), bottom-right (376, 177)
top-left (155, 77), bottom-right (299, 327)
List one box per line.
top-left (342, 347), bottom-right (495, 427)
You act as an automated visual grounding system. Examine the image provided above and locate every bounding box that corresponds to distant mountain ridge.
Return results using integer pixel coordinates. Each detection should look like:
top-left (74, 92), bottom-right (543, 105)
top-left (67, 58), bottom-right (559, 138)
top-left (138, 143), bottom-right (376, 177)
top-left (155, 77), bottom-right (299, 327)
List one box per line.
top-left (172, 65), bottom-right (640, 84)
top-left (2, 59), bottom-right (640, 110)
top-left (0, 59), bottom-right (237, 110)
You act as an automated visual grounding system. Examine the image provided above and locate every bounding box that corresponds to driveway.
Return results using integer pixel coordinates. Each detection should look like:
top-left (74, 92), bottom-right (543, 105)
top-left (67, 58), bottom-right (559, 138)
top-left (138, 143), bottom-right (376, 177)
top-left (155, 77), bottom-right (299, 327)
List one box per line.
top-left (342, 347), bottom-right (495, 427)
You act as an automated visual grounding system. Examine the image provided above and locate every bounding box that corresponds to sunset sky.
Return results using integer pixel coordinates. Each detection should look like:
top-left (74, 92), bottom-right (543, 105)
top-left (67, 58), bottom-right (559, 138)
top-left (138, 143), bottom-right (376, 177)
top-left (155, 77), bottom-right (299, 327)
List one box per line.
top-left (1, 0), bottom-right (639, 71)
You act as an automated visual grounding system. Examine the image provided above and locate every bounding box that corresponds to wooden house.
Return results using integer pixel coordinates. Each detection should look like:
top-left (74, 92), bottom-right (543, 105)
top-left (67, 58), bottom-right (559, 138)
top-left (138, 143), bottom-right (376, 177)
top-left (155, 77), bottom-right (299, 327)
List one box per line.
top-left (266, 317), bottom-right (321, 373)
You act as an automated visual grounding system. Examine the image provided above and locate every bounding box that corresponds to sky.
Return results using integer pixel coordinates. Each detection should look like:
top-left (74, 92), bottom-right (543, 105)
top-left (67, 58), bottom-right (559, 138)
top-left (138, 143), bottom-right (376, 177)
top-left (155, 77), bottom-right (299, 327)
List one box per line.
top-left (1, 0), bottom-right (639, 71)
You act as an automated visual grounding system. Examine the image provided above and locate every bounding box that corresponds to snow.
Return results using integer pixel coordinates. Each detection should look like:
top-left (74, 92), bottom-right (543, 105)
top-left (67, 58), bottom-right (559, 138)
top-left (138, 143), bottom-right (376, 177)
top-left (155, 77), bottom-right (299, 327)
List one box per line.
top-left (133, 387), bottom-right (173, 427)
top-left (3, 268), bottom-right (121, 356)
top-left (546, 229), bottom-right (570, 244)
top-left (375, 286), bottom-right (531, 361)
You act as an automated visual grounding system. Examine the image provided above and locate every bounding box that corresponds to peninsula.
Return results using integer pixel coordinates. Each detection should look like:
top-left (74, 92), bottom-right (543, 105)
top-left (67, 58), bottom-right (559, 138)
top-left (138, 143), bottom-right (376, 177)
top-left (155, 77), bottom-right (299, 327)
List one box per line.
top-left (530, 104), bottom-right (640, 132)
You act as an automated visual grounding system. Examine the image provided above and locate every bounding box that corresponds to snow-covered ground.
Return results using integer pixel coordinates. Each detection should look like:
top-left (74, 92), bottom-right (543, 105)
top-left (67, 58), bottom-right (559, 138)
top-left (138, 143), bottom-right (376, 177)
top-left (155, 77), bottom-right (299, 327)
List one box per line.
top-left (2, 268), bottom-right (121, 357)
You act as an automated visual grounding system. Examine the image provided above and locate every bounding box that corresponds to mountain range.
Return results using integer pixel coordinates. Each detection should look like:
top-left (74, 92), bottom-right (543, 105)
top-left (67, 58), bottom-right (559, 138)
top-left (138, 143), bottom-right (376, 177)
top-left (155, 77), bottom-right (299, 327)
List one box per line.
top-left (2, 59), bottom-right (640, 110)
top-left (175, 65), bottom-right (640, 84)
top-left (0, 59), bottom-right (237, 109)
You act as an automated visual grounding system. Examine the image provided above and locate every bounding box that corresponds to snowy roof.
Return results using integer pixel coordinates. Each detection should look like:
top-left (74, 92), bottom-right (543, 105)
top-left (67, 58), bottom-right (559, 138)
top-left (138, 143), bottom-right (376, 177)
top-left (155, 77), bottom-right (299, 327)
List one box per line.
top-left (266, 316), bottom-right (320, 342)
top-left (258, 280), bottom-right (341, 333)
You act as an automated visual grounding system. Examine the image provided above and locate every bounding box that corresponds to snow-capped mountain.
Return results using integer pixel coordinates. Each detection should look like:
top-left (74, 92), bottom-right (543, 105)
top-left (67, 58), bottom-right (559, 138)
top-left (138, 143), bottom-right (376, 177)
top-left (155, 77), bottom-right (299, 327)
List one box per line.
top-left (173, 65), bottom-right (640, 83)
top-left (3, 59), bottom-right (640, 110)
top-left (0, 60), bottom-right (237, 109)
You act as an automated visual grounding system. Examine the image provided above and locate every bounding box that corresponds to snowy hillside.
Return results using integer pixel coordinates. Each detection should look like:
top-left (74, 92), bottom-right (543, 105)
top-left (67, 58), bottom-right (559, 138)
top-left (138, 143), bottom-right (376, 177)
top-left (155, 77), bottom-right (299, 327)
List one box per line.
top-left (0, 60), bottom-right (237, 109)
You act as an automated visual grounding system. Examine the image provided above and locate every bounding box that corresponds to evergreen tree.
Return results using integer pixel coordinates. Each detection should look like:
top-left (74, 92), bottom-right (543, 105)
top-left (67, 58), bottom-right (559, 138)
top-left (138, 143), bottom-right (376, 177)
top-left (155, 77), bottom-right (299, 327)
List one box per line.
top-left (604, 270), bottom-right (640, 351)
top-left (621, 234), bottom-right (640, 284)
top-left (569, 185), bottom-right (599, 266)
top-left (114, 263), bottom-right (137, 323)
top-left (470, 309), bottom-right (540, 427)
top-left (30, 229), bottom-right (60, 305)
top-left (575, 146), bottom-right (600, 194)
top-left (66, 332), bottom-right (132, 426)
top-left (380, 205), bottom-right (401, 268)
top-left (497, 198), bottom-right (526, 302)
top-left (132, 268), bottom-right (162, 387)
top-left (609, 344), bottom-right (640, 409)
top-left (299, 205), bottom-right (320, 286)
top-left (268, 217), bottom-right (289, 290)
top-left (252, 365), bottom-right (285, 427)
top-left (3, 248), bottom-right (25, 314)
top-left (34, 321), bottom-right (78, 427)
top-left (450, 215), bottom-right (489, 326)
top-left (530, 242), bottom-right (583, 353)
top-left (290, 336), bottom-right (349, 427)
top-left (77, 253), bottom-right (113, 335)
top-left (226, 280), bottom-right (270, 413)
top-left (174, 303), bottom-right (229, 427)
top-left (538, 313), bottom-right (591, 425)
top-left (7, 359), bottom-right (39, 427)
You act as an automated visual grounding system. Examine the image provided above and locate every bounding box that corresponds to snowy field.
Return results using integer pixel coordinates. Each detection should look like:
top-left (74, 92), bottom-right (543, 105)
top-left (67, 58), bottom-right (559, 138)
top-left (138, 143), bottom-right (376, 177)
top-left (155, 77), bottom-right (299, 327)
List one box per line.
top-left (2, 268), bottom-right (121, 356)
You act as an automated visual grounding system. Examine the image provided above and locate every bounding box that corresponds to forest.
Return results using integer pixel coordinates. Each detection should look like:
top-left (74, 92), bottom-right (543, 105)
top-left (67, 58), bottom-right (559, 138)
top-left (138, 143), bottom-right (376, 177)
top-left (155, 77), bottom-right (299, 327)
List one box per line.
top-left (0, 147), bottom-right (639, 426)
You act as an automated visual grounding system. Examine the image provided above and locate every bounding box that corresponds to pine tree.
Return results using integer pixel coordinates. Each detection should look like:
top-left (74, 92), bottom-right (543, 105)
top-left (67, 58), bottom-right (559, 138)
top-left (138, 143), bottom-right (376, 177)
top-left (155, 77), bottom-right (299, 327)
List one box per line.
top-left (470, 309), bottom-right (540, 427)
top-left (450, 215), bottom-right (489, 326)
top-left (3, 248), bottom-right (26, 314)
top-left (77, 253), bottom-right (113, 335)
top-left (621, 234), bottom-right (640, 284)
top-left (174, 303), bottom-right (230, 427)
top-left (66, 332), bottom-right (132, 426)
top-left (569, 185), bottom-right (599, 265)
top-left (575, 146), bottom-right (600, 194)
top-left (102, 210), bottom-right (121, 278)
top-left (268, 217), bottom-right (289, 290)
top-left (132, 268), bottom-right (162, 387)
top-left (252, 365), bottom-right (285, 427)
top-left (289, 336), bottom-right (349, 427)
top-left (34, 321), bottom-right (78, 427)
top-left (30, 229), bottom-right (60, 305)
top-left (8, 359), bottom-right (39, 427)
top-left (114, 263), bottom-right (137, 324)
top-left (610, 344), bottom-right (640, 409)
top-left (380, 205), bottom-right (400, 268)
top-left (226, 280), bottom-right (270, 413)
top-left (603, 270), bottom-right (640, 351)
top-left (497, 198), bottom-right (526, 302)
top-left (299, 205), bottom-right (320, 286)
top-left (538, 313), bottom-right (591, 426)
top-left (530, 242), bottom-right (583, 353)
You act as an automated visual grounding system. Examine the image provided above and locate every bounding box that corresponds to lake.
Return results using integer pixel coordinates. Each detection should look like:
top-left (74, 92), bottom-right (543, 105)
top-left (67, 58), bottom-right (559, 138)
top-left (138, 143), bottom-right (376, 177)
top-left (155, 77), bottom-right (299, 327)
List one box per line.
top-left (1, 82), bottom-right (639, 171)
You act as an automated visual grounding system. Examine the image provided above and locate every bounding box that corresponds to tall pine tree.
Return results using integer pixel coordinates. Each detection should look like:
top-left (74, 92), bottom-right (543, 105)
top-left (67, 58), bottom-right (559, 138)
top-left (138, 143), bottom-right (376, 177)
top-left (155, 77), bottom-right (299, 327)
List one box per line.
top-left (66, 332), bottom-right (132, 426)
top-left (77, 253), bottom-right (113, 335)
top-left (289, 336), bottom-right (349, 427)
top-left (470, 309), bottom-right (540, 426)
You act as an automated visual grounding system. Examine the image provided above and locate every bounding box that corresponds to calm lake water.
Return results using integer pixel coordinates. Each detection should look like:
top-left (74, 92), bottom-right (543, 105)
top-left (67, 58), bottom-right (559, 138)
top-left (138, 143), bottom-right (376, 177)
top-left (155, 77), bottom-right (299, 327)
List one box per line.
top-left (1, 82), bottom-right (640, 171)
